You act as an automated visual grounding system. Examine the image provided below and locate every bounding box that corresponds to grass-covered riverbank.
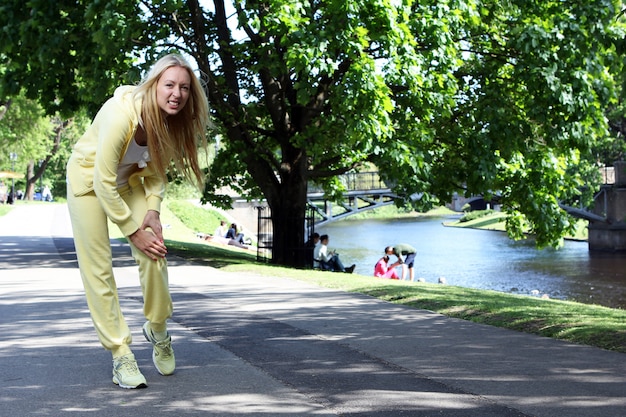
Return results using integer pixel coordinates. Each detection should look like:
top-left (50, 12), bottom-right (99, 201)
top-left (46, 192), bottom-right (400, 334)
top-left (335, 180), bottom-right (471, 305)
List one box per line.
top-left (221, 263), bottom-right (626, 353)
top-left (443, 209), bottom-right (589, 241)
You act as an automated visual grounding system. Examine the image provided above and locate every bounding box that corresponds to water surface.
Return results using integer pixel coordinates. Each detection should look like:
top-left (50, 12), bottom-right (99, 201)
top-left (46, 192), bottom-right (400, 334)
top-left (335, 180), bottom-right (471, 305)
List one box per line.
top-left (316, 216), bottom-right (626, 308)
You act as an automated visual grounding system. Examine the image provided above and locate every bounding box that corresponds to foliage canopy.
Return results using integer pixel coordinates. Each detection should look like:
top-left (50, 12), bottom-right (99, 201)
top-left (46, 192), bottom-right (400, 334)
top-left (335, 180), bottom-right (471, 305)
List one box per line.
top-left (1, 0), bottom-right (625, 264)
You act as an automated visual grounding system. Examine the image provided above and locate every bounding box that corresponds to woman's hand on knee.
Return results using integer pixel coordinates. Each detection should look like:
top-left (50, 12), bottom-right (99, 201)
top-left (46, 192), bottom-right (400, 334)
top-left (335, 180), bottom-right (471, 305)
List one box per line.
top-left (129, 229), bottom-right (167, 261)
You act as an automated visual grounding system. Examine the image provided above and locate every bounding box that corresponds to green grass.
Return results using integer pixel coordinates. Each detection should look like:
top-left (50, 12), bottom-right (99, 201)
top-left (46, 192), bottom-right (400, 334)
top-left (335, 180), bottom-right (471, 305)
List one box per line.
top-left (342, 204), bottom-right (457, 221)
top-left (446, 211), bottom-right (507, 231)
top-left (307, 203), bottom-right (458, 222)
top-left (107, 200), bottom-right (258, 268)
top-left (166, 239), bottom-right (257, 268)
top-left (166, 200), bottom-right (223, 236)
top-left (445, 211), bottom-right (589, 241)
top-left (108, 200), bottom-right (224, 242)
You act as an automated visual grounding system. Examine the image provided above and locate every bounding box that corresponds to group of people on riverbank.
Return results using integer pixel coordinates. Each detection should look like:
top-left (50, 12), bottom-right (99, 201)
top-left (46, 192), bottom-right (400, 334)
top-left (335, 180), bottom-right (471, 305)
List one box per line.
top-left (199, 220), bottom-right (251, 249)
top-left (305, 232), bottom-right (417, 280)
top-left (374, 243), bottom-right (417, 281)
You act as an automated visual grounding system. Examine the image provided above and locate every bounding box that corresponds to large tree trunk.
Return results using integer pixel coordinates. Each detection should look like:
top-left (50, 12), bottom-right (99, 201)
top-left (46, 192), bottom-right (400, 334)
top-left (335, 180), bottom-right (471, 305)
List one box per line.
top-left (268, 176), bottom-right (308, 268)
top-left (253, 145), bottom-right (310, 268)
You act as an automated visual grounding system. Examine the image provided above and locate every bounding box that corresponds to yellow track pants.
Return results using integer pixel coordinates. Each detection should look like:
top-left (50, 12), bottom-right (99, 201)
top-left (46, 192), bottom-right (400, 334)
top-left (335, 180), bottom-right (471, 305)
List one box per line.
top-left (67, 183), bottom-right (172, 358)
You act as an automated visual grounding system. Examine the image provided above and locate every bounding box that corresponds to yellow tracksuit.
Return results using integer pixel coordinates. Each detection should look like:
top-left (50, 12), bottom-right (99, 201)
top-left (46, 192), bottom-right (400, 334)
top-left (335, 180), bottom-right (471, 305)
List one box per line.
top-left (66, 86), bottom-right (172, 358)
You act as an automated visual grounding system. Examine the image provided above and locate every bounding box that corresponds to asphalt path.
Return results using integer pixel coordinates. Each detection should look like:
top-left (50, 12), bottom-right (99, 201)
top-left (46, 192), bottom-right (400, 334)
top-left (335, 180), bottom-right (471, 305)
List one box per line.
top-left (1, 203), bottom-right (625, 416)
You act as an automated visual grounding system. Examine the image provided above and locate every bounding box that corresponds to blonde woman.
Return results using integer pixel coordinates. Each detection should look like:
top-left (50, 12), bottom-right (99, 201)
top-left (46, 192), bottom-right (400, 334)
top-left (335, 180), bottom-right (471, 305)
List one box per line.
top-left (66, 53), bottom-right (209, 389)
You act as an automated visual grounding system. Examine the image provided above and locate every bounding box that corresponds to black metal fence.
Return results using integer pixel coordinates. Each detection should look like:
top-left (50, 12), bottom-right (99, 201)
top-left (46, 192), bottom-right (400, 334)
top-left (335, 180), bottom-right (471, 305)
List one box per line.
top-left (256, 206), bottom-right (273, 263)
top-left (255, 205), bottom-right (316, 266)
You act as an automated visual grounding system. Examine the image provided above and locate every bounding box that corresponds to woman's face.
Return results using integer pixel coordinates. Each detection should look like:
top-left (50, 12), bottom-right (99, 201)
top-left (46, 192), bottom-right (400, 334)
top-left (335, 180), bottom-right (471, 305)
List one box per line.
top-left (156, 66), bottom-right (191, 118)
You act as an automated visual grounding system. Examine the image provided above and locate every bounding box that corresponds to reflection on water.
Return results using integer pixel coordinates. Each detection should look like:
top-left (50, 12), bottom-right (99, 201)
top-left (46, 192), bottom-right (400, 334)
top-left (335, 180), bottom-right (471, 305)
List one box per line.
top-left (316, 216), bottom-right (626, 309)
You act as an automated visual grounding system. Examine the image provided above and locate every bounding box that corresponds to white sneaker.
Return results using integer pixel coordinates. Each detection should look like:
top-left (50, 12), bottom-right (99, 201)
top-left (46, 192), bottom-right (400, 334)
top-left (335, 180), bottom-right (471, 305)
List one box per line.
top-left (143, 322), bottom-right (175, 375)
top-left (112, 353), bottom-right (147, 389)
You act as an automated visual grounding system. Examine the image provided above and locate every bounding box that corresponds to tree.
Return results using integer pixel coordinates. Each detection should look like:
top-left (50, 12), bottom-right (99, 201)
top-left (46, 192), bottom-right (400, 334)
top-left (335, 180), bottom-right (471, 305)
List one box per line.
top-left (0, 93), bottom-right (88, 200)
top-left (0, 0), bottom-right (142, 116)
top-left (413, 1), bottom-right (625, 243)
top-left (1, 0), bottom-right (624, 266)
top-left (0, 94), bottom-right (51, 198)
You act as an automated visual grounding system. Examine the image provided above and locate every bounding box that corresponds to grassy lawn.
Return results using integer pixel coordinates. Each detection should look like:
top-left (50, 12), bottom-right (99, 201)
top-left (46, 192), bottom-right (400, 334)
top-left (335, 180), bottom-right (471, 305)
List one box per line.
top-left (108, 200), bottom-right (258, 268)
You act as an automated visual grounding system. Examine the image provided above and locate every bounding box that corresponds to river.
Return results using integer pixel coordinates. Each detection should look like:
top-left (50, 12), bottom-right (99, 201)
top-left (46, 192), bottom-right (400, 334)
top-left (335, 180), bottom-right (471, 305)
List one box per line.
top-left (315, 215), bottom-right (626, 309)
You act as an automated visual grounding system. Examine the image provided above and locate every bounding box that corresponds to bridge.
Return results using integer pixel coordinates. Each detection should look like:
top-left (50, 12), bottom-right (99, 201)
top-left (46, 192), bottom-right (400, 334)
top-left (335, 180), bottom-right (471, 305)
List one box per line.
top-left (305, 166), bottom-right (626, 252)
top-left (307, 172), bottom-right (404, 227)
top-left (558, 165), bottom-right (616, 223)
top-left (306, 170), bottom-right (610, 226)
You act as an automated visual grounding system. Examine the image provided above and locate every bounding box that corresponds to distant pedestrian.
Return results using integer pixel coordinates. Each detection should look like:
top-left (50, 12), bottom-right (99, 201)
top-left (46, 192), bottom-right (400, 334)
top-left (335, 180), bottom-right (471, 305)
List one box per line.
top-left (42, 185), bottom-right (52, 202)
top-left (0, 181), bottom-right (7, 204)
top-left (66, 53), bottom-right (209, 389)
top-left (385, 244), bottom-right (417, 281)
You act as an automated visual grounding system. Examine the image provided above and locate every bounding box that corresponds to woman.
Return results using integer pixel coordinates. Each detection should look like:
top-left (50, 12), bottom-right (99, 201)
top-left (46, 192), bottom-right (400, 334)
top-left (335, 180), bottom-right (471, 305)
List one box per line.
top-left (374, 255), bottom-right (400, 279)
top-left (225, 222), bottom-right (245, 244)
top-left (66, 53), bottom-right (209, 389)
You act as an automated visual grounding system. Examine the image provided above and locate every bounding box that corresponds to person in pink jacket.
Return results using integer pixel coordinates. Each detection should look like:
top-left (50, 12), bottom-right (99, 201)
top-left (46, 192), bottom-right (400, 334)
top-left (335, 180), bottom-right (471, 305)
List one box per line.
top-left (374, 255), bottom-right (400, 279)
top-left (66, 53), bottom-right (209, 389)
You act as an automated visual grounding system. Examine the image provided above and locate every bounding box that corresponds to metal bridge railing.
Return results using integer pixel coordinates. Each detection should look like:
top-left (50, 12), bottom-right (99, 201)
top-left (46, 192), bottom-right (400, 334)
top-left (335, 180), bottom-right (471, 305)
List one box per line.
top-left (307, 172), bottom-right (389, 193)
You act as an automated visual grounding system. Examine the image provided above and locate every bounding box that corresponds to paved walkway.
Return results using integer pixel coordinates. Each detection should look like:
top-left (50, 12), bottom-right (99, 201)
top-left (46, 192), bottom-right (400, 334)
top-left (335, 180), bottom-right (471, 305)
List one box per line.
top-left (1, 203), bottom-right (625, 416)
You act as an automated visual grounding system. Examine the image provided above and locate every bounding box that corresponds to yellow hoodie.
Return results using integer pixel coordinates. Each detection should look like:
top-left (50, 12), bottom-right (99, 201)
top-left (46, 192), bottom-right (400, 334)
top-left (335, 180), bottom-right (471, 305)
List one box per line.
top-left (67, 86), bottom-right (165, 237)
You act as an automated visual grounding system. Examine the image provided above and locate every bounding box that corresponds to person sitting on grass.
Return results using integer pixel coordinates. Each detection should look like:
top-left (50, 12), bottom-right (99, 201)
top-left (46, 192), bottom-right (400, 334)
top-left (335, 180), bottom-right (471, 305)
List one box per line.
top-left (305, 232), bottom-right (320, 269)
top-left (214, 220), bottom-right (228, 238)
top-left (313, 234), bottom-right (355, 273)
top-left (374, 255), bottom-right (400, 279)
top-left (226, 222), bottom-right (245, 244)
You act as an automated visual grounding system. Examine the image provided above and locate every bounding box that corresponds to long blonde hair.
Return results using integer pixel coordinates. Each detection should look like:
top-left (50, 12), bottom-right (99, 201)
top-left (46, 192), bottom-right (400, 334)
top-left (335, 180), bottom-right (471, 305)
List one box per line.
top-left (133, 53), bottom-right (209, 187)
